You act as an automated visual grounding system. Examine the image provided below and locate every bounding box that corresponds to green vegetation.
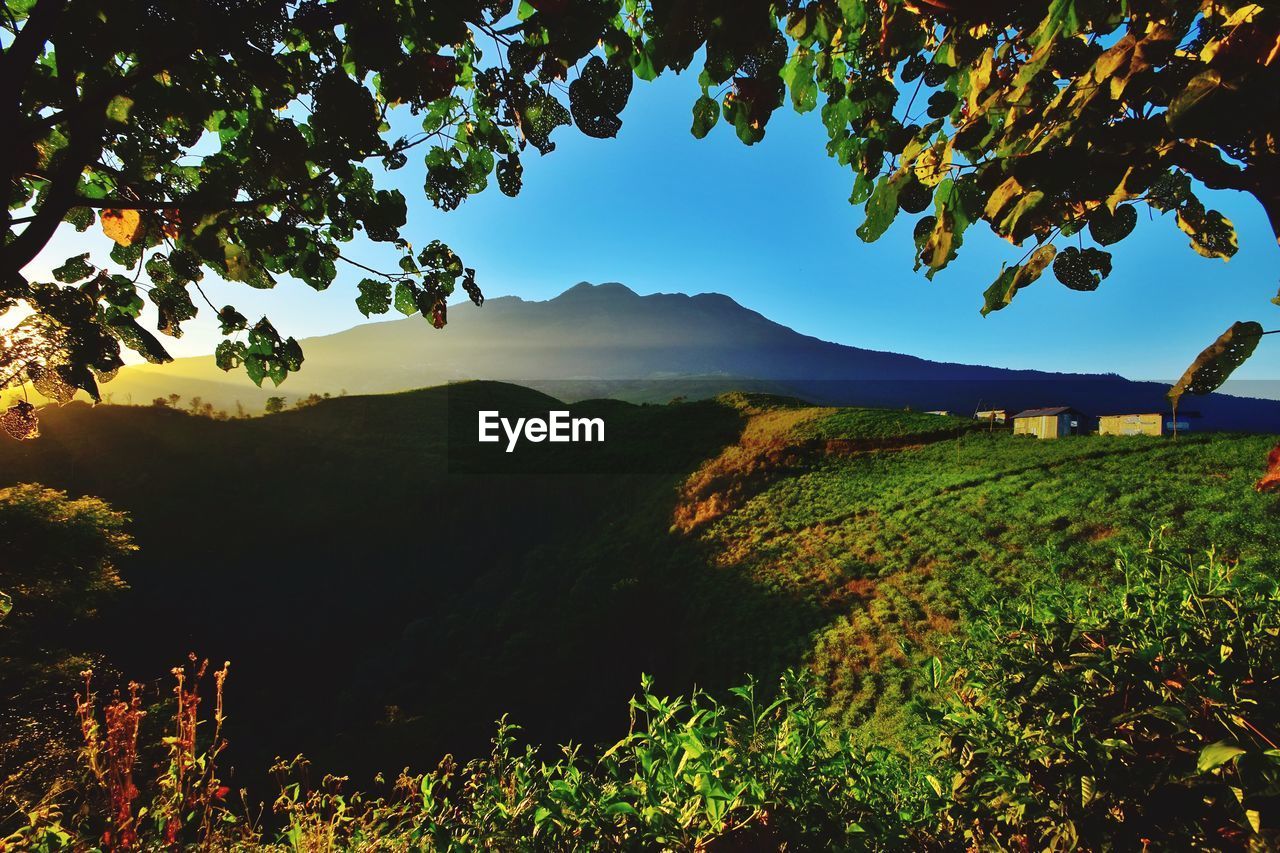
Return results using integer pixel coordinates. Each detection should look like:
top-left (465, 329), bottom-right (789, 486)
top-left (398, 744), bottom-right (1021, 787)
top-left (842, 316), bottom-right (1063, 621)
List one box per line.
top-left (940, 537), bottom-right (1280, 850)
top-left (696, 426), bottom-right (1278, 740)
top-left (793, 406), bottom-right (975, 442)
top-left (0, 484), bottom-right (135, 813)
top-left (8, 537), bottom-right (1277, 849)
top-left (0, 483), bottom-right (133, 684)
top-left (2, 384), bottom-right (1278, 846)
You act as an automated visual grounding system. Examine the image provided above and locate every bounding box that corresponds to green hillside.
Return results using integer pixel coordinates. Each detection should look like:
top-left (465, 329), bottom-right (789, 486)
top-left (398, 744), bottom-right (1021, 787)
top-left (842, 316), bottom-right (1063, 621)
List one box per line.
top-left (2, 384), bottom-right (1277, 805)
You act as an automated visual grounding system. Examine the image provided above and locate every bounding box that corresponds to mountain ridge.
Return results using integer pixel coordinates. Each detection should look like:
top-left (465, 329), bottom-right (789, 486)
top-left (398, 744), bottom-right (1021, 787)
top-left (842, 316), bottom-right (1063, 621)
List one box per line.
top-left (53, 282), bottom-right (1280, 429)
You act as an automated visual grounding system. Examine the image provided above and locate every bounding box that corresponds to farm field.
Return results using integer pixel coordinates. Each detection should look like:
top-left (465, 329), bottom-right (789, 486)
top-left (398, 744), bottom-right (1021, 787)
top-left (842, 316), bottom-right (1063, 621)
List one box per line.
top-left (683, 401), bottom-right (1279, 743)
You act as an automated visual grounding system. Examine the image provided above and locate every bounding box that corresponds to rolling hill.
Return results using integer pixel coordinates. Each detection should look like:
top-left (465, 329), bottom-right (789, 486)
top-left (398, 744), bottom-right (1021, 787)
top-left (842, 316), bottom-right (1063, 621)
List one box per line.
top-left (2, 382), bottom-right (1277, 795)
top-left (72, 282), bottom-right (1280, 430)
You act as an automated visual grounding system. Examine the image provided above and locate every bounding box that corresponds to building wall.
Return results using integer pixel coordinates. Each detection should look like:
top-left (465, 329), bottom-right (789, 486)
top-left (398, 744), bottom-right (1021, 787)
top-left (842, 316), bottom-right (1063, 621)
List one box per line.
top-left (1014, 415), bottom-right (1063, 438)
top-left (1099, 414), bottom-right (1163, 436)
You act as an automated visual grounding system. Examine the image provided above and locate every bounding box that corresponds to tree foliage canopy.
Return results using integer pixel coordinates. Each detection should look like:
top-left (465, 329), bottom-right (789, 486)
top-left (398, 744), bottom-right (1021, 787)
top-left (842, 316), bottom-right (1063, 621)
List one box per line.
top-left (2, 0), bottom-right (1277, 419)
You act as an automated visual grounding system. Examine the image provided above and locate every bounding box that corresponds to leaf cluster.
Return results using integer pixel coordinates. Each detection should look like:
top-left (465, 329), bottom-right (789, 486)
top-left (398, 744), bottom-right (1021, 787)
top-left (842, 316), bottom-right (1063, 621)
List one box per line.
top-left (937, 534), bottom-right (1280, 849)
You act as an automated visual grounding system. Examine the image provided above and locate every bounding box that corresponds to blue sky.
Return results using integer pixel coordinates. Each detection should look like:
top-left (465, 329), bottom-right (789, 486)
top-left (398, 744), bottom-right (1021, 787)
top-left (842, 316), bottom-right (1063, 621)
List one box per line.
top-left (25, 69), bottom-right (1280, 383)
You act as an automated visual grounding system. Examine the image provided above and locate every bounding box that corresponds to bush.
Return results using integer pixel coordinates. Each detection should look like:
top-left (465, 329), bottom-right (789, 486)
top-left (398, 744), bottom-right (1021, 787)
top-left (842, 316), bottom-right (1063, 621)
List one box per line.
top-left (936, 530), bottom-right (1280, 850)
top-left (7, 528), bottom-right (1279, 850)
top-left (0, 483), bottom-right (133, 631)
top-left (0, 484), bottom-right (137, 816)
top-left (268, 670), bottom-right (931, 850)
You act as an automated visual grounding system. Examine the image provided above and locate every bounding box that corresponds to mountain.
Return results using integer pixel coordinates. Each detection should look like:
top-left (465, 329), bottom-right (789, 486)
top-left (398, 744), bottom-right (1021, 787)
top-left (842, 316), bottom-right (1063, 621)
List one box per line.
top-left (79, 281), bottom-right (1280, 429)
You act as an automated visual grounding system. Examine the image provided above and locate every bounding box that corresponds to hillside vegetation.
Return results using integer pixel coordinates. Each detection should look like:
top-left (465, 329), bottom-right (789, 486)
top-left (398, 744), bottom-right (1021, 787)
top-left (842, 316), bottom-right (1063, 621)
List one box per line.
top-left (2, 383), bottom-right (1278, 843)
top-left (677, 397), bottom-right (1278, 744)
top-left (11, 541), bottom-right (1279, 850)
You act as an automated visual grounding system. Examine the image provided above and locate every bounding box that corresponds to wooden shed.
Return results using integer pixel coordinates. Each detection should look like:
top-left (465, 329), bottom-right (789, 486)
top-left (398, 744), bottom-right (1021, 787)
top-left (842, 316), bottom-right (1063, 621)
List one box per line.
top-left (1098, 412), bottom-right (1198, 437)
top-left (975, 409), bottom-right (1009, 424)
top-left (1011, 406), bottom-right (1082, 439)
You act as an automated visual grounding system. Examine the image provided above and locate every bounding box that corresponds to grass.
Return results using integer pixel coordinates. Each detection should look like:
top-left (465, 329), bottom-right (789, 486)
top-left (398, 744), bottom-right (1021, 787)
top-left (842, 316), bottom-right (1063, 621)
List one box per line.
top-left (792, 406), bottom-right (977, 442)
top-left (689, 427), bottom-right (1279, 742)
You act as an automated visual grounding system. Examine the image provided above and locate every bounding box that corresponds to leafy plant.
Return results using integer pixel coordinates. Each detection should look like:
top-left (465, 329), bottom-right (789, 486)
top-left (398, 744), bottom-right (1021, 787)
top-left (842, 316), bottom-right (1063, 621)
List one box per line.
top-left (937, 531), bottom-right (1280, 850)
top-left (7, 527), bottom-right (1280, 849)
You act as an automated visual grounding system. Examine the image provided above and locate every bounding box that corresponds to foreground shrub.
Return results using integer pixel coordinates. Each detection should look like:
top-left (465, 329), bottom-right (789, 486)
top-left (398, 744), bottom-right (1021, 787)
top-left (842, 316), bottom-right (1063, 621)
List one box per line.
top-left (6, 529), bottom-right (1279, 850)
top-left (937, 531), bottom-right (1280, 850)
top-left (7, 669), bottom-right (930, 850)
top-left (0, 484), bottom-right (137, 828)
top-left (274, 670), bottom-right (930, 850)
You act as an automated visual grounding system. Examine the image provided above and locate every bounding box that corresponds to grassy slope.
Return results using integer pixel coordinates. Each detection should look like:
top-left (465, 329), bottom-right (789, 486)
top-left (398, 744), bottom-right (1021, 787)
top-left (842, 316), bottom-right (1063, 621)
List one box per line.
top-left (688, 409), bottom-right (1278, 743)
top-left (2, 385), bottom-right (1276, 785)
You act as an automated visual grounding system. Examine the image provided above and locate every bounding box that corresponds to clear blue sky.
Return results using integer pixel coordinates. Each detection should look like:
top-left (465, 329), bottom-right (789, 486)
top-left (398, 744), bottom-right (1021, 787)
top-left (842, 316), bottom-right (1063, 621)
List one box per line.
top-left (26, 70), bottom-right (1280, 383)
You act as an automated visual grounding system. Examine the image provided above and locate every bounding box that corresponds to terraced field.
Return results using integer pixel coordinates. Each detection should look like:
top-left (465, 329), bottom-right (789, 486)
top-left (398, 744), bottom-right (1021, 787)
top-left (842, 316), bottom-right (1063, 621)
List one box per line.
top-left (677, 398), bottom-right (1280, 743)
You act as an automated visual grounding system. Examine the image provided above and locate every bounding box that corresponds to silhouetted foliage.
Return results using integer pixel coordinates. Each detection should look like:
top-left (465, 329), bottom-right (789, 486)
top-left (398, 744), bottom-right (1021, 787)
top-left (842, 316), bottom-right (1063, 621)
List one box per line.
top-left (3, 1), bottom-right (1277, 431)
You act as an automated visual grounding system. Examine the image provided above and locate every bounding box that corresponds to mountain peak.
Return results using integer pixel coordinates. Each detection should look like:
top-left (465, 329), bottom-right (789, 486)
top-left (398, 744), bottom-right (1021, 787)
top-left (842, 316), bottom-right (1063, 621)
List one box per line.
top-left (553, 281), bottom-right (638, 301)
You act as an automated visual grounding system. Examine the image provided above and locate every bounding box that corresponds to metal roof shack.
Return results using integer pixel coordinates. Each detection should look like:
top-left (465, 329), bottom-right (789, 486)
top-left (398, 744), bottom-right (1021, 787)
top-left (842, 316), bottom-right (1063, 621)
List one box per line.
top-left (1011, 406), bottom-right (1083, 439)
top-left (1011, 406), bottom-right (1080, 419)
top-left (1098, 411), bottom-right (1200, 436)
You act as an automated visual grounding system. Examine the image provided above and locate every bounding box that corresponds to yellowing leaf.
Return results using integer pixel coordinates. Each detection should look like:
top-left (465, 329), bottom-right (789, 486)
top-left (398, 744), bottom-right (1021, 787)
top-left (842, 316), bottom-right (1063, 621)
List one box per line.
top-left (1169, 321), bottom-right (1263, 409)
top-left (913, 138), bottom-right (953, 188)
top-left (1176, 205), bottom-right (1238, 260)
top-left (981, 244), bottom-right (1056, 316)
top-left (1257, 443), bottom-right (1280, 493)
top-left (983, 176), bottom-right (1024, 221)
top-left (101, 208), bottom-right (143, 246)
top-left (967, 48), bottom-right (994, 113)
top-left (105, 95), bottom-right (134, 123)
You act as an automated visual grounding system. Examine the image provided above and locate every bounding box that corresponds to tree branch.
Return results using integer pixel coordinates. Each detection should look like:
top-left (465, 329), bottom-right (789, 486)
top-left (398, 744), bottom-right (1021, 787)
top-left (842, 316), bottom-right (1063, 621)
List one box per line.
top-left (0, 0), bottom-right (67, 91)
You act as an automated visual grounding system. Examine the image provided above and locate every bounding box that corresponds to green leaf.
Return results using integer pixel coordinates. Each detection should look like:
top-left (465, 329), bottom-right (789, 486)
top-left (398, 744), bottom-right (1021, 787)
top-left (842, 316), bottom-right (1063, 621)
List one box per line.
top-left (925, 90), bottom-right (959, 120)
top-left (921, 178), bottom-right (977, 279)
top-left (926, 656), bottom-right (943, 690)
top-left (356, 278), bottom-right (393, 317)
top-left (691, 95), bottom-right (720, 139)
top-left (217, 305), bottom-right (248, 334)
top-left (1197, 741), bottom-right (1246, 773)
top-left (394, 281), bottom-right (419, 316)
top-left (64, 207), bottom-right (95, 232)
top-left (1168, 70), bottom-right (1226, 132)
top-left (105, 95), bottom-right (135, 123)
top-left (1052, 246), bottom-right (1111, 291)
top-left (784, 50), bottom-right (818, 114)
top-left (215, 340), bottom-right (243, 372)
top-left (53, 253), bottom-right (93, 283)
top-left (105, 314), bottom-right (174, 365)
top-left (856, 172), bottom-right (908, 243)
top-left (1087, 205), bottom-right (1136, 246)
top-left (569, 56), bottom-right (632, 139)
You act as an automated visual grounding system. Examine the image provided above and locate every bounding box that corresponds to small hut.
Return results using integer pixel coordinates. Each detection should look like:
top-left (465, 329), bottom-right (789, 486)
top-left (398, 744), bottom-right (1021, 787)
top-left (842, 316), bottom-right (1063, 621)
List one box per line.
top-left (1011, 406), bottom-right (1082, 439)
top-left (1098, 411), bottom-right (1198, 436)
